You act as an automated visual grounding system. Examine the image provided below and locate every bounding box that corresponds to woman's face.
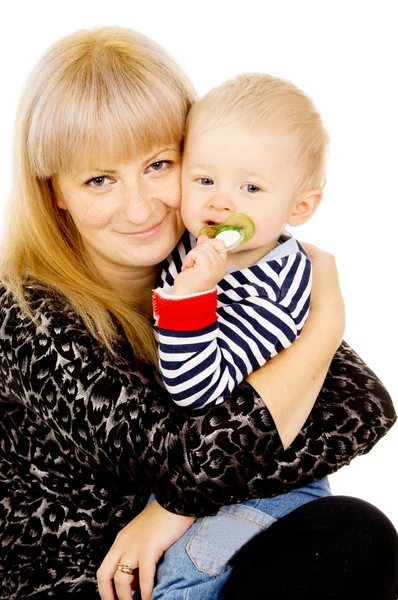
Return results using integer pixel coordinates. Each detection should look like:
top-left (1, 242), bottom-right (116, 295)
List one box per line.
top-left (54, 144), bottom-right (183, 288)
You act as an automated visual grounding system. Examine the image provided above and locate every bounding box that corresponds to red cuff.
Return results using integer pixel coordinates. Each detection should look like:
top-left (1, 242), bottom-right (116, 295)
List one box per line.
top-left (152, 289), bottom-right (218, 331)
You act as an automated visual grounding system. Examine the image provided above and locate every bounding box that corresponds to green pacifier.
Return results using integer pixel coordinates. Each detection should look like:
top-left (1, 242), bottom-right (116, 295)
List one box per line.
top-left (198, 213), bottom-right (255, 251)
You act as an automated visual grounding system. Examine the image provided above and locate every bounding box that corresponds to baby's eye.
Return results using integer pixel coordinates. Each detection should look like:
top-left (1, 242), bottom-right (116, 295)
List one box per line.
top-left (242, 184), bottom-right (260, 193)
top-left (87, 176), bottom-right (111, 187)
top-left (198, 178), bottom-right (214, 185)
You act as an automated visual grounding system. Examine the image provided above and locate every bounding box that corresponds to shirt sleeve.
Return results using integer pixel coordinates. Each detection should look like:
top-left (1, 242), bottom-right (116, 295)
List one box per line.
top-left (1, 287), bottom-right (396, 517)
top-left (153, 252), bottom-right (311, 409)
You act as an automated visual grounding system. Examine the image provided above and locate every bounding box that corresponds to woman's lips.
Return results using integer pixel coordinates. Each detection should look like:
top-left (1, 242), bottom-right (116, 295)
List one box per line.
top-left (118, 218), bottom-right (165, 240)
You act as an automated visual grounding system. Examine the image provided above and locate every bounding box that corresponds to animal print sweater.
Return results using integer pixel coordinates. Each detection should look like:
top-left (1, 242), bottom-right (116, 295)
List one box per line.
top-left (0, 285), bottom-right (396, 598)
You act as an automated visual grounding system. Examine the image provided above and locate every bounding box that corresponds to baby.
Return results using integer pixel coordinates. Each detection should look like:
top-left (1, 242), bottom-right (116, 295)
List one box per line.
top-left (153, 73), bottom-right (327, 409)
top-left (149, 74), bottom-right (332, 600)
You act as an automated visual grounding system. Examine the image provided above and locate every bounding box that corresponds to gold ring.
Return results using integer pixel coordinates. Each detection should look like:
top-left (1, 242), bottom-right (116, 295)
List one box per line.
top-left (117, 563), bottom-right (135, 575)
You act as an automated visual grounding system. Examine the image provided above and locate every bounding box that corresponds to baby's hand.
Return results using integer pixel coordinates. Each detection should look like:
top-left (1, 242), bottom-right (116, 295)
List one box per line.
top-left (173, 235), bottom-right (227, 295)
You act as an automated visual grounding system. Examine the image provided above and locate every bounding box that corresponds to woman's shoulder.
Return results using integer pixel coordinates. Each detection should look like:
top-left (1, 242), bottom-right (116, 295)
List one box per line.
top-left (0, 283), bottom-right (147, 384)
top-left (0, 282), bottom-right (103, 361)
top-left (1, 282), bottom-right (77, 326)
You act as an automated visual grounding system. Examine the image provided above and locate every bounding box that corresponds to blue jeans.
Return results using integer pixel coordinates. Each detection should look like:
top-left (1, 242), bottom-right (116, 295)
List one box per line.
top-left (143, 478), bottom-right (331, 600)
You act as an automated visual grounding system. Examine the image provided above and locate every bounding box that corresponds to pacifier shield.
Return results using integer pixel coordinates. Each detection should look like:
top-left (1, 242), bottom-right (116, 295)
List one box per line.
top-left (198, 214), bottom-right (255, 251)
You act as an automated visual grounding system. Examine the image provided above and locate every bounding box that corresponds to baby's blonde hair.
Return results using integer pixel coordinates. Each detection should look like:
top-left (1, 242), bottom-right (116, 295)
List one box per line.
top-left (187, 73), bottom-right (329, 194)
top-left (1, 26), bottom-right (196, 364)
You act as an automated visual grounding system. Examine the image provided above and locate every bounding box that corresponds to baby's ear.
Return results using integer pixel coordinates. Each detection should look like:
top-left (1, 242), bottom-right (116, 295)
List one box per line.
top-left (288, 190), bottom-right (322, 227)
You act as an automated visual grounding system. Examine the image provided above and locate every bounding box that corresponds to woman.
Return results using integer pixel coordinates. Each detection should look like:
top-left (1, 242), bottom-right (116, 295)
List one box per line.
top-left (0, 26), bottom-right (396, 600)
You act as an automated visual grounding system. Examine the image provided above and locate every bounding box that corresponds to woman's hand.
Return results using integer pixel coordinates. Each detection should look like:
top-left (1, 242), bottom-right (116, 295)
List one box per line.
top-left (247, 242), bottom-right (345, 448)
top-left (97, 499), bottom-right (196, 600)
top-left (301, 241), bottom-right (345, 339)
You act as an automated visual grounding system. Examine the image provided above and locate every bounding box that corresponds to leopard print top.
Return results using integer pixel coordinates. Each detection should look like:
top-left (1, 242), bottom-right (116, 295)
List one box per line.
top-left (0, 285), bottom-right (396, 598)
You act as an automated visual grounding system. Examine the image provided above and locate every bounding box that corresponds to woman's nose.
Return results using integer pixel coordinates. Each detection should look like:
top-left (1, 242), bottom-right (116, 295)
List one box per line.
top-left (122, 185), bottom-right (155, 224)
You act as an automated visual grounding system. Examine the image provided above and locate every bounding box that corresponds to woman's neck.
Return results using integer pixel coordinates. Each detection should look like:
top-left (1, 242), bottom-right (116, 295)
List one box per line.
top-left (99, 263), bottom-right (161, 307)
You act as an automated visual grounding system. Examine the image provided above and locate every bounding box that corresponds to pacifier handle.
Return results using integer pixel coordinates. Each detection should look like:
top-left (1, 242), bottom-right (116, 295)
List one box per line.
top-left (214, 227), bottom-right (245, 252)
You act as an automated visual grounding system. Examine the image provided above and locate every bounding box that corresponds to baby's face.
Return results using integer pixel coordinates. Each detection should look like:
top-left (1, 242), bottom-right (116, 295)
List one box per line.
top-left (182, 121), bottom-right (303, 267)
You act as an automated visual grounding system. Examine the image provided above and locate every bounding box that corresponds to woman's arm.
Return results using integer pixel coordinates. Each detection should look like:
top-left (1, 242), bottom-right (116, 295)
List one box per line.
top-left (0, 274), bottom-right (395, 518)
top-left (247, 243), bottom-right (345, 448)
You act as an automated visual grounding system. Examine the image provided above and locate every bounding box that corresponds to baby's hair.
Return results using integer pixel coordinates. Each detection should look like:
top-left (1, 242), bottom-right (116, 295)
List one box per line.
top-left (186, 73), bottom-right (329, 194)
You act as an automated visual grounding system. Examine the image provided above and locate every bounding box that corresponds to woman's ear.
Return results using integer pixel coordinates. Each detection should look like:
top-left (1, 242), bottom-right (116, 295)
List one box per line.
top-left (50, 176), bottom-right (67, 210)
top-left (288, 190), bottom-right (322, 227)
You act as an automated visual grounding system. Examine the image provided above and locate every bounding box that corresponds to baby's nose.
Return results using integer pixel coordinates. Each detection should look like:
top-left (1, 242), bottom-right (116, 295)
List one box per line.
top-left (210, 192), bottom-right (235, 211)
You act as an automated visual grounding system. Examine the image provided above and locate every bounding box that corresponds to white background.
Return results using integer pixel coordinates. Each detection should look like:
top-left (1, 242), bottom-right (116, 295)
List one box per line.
top-left (1, 1), bottom-right (397, 528)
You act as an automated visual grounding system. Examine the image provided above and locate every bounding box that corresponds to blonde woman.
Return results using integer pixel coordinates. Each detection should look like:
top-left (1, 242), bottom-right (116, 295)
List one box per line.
top-left (0, 26), bottom-right (396, 600)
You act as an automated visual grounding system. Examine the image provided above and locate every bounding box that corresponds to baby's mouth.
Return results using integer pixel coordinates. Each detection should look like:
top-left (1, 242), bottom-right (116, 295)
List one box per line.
top-left (205, 220), bottom-right (222, 226)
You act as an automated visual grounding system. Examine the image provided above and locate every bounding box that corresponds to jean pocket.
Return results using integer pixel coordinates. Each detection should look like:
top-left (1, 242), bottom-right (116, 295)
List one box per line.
top-left (186, 503), bottom-right (277, 576)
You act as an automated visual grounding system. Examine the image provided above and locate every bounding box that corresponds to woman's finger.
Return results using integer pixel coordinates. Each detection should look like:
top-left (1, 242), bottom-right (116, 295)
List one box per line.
top-left (97, 548), bottom-right (120, 600)
top-left (299, 241), bottom-right (322, 260)
top-left (138, 558), bottom-right (157, 600)
top-left (114, 566), bottom-right (136, 600)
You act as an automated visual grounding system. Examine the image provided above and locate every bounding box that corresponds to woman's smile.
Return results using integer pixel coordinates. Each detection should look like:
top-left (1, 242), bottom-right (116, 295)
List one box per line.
top-left (116, 217), bottom-right (167, 240)
top-left (53, 154), bottom-right (183, 284)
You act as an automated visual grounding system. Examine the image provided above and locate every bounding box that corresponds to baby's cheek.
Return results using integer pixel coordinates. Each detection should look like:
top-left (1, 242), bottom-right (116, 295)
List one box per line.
top-left (180, 199), bottom-right (196, 231)
top-left (180, 185), bottom-right (198, 220)
top-left (265, 208), bottom-right (288, 231)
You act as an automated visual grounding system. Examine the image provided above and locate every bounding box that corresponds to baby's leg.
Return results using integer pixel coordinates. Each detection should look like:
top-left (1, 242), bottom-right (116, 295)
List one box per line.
top-left (150, 478), bottom-right (331, 600)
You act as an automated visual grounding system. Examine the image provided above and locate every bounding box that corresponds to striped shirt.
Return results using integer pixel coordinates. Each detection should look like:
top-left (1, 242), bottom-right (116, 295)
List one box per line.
top-left (153, 230), bottom-right (311, 409)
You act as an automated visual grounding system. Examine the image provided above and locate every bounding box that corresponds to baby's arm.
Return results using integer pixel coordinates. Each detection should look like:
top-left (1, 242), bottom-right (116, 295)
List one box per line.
top-left (153, 251), bottom-right (310, 409)
top-left (172, 235), bottom-right (227, 295)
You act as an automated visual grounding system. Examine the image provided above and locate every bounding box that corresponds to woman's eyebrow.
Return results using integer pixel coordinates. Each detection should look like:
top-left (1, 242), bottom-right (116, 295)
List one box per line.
top-left (72, 147), bottom-right (179, 178)
top-left (146, 147), bottom-right (178, 162)
top-left (71, 169), bottom-right (118, 179)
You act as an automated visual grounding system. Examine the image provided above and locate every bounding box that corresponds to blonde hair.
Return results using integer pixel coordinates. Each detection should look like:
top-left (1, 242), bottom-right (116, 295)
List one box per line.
top-left (1, 26), bottom-right (196, 364)
top-left (187, 73), bottom-right (329, 194)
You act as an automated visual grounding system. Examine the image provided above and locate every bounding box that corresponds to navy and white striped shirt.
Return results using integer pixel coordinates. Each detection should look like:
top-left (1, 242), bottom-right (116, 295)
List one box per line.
top-left (153, 230), bottom-right (311, 409)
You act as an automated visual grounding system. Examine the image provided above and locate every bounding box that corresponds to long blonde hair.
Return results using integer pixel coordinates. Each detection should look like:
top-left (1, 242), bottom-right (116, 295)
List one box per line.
top-left (1, 26), bottom-right (196, 364)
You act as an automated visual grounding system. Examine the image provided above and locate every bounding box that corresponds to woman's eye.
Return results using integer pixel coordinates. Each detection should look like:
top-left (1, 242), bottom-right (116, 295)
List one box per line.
top-left (242, 184), bottom-right (260, 193)
top-left (87, 176), bottom-right (111, 187)
top-left (148, 160), bottom-right (171, 171)
top-left (198, 178), bottom-right (214, 185)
